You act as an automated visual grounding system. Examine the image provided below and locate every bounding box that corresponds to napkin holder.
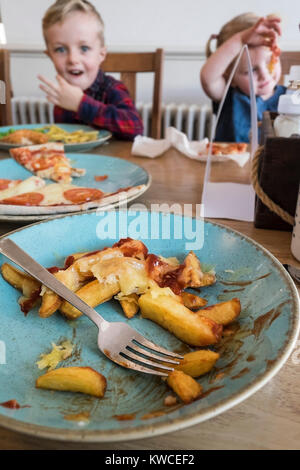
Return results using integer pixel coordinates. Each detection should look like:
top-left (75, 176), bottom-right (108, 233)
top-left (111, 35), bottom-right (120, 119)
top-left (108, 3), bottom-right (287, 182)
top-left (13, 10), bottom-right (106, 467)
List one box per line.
top-left (253, 111), bottom-right (300, 231)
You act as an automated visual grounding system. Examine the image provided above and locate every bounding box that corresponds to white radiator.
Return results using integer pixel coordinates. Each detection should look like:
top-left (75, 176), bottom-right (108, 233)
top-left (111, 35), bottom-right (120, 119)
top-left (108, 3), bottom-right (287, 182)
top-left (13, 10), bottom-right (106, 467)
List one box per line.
top-left (12, 97), bottom-right (54, 126)
top-left (11, 97), bottom-right (213, 140)
top-left (137, 102), bottom-right (213, 140)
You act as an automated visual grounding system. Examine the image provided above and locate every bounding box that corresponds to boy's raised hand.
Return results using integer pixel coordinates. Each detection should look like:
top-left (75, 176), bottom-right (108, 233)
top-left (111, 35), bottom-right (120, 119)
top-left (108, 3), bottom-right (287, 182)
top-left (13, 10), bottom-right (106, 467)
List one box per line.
top-left (38, 74), bottom-right (84, 112)
top-left (241, 16), bottom-right (282, 48)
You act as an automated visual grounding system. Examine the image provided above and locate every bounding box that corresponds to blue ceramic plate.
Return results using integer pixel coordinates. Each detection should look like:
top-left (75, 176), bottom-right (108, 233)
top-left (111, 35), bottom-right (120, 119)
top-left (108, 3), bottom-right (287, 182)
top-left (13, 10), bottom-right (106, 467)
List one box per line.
top-left (0, 211), bottom-right (299, 442)
top-left (0, 124), bottom-right (111, 152)
top-left (0, 154), bottom-right (150, 221)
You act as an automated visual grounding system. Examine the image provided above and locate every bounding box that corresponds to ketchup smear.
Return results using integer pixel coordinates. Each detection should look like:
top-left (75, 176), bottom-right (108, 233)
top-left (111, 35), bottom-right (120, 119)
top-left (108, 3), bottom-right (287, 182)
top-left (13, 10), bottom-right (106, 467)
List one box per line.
top-left (0, 399), bottom-right (30, 409)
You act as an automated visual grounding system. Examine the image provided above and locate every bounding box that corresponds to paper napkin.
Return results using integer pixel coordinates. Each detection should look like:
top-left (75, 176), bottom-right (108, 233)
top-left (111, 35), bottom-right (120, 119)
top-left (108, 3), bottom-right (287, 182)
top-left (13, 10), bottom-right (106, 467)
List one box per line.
top-left (132, 127), bottom-right (250, 168)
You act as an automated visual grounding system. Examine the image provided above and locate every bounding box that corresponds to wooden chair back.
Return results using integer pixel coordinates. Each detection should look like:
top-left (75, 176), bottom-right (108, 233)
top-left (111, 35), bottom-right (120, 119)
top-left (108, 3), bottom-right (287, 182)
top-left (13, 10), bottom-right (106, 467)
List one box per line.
top-left (102, 49), bottom-right (164, 138)
top-left (279, 51), bottom-right (300, 85)
top-left (0, 48), bottom-right (13, 126)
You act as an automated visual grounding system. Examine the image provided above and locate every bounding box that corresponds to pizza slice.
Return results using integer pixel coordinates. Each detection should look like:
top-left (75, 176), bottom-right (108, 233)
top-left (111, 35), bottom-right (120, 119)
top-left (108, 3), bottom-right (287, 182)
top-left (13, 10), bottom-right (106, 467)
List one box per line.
top-left (0, 178), bottom-right (22, 191)
top-left (10, 142), bottom-right (85, 184)
top-left (0, 177), bottom-right (46, 202)
top-left (205, 142), bottom-right (248, 156)
top-left (0, 179), bottom-right (143, 210)
top-left (0, 182), bottom-right (104, 206)
top-left (267, 45), bottom-right (281, 74)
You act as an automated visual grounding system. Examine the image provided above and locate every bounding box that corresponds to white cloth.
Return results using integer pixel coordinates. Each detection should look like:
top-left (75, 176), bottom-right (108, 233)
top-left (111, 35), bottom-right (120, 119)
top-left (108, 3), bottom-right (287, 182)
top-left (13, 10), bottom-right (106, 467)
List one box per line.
top-left (132, 127), bottom-right (250, 167)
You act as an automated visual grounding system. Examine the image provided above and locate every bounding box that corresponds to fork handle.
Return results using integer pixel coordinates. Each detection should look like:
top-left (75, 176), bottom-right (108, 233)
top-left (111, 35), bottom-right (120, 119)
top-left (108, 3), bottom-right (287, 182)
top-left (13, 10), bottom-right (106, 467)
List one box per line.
top-left (0, 238), bottom-right (108, 330)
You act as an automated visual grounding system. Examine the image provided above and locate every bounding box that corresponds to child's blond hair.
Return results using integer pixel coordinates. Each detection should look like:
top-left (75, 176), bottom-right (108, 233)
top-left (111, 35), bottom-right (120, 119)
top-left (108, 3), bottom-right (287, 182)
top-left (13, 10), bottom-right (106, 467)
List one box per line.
top-left (205, 12), bottom-right (259, 58)
top-left (42, 0), bottom-right (105, 45)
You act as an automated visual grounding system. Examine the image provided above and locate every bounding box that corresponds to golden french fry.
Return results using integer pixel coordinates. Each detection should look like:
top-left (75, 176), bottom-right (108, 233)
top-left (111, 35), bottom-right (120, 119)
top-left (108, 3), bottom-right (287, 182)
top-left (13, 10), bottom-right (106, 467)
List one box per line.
top-left (60, 279), bottom-right (120, 319)
top-left (36, 366), bottom-right (107, 398)
top-left (178, 251), bottom-right (216, 288)
top-left (1, 263), bottom-right (41, 314)
top-left (1, 262), bottom-right (40, 293)
top-left (119, 293), bottom-right (139, 318)
top-left (39, 265), bottom-right (90, 317)
top-left (197, 298), bottom-right (241, 325)
top-left (181, 292), bottom-right (207, 309)
top-left (39, 291), bottom-right (62, 318)
top-left (1, 263), bottom-right (27, 290)
top-left (139, 290), bottom-right (222, 346)
top-left (175, 350), bottom-right (220, 377)
top-left (166, 370), bottom-right (202, 404)
top-left (39, 249), bottom-right (103, 317)
top-left (44, 125), bottom-right (99, 144)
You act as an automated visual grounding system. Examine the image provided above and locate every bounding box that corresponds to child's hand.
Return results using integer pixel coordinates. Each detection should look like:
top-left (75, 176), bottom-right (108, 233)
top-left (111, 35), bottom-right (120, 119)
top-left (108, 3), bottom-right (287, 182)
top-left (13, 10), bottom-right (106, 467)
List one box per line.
top-left (241, 16), bottom-right (282, 49)
top-left (38, 75), bottom-right (84, 112)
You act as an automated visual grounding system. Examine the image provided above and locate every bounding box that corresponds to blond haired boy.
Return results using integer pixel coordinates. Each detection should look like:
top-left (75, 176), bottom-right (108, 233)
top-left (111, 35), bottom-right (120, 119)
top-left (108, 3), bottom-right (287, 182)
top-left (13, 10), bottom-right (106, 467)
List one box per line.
top-left (39, 0), bottom-right (143, 140)
top-left (201, 13), bottom-right (285, 142)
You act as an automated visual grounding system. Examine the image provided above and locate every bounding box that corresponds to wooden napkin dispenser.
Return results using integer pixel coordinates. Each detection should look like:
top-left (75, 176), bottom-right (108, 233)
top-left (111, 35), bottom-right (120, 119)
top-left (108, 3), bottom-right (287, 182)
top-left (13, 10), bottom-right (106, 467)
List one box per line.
top-left (254, 111), bottom-right (300, 231)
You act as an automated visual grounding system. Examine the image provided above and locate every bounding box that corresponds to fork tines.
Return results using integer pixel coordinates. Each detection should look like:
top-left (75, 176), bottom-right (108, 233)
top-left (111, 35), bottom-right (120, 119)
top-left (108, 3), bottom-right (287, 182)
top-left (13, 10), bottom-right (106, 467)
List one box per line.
top-left (118, 336), bottom-right (184, 377)
top-left (133, 334), bottom-right (184, 360)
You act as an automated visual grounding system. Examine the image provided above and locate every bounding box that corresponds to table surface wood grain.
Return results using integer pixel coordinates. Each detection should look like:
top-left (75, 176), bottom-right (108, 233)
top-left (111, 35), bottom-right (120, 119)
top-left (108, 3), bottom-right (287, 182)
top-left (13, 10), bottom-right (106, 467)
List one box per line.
top-left (0, 140), bottom-right (299, 450)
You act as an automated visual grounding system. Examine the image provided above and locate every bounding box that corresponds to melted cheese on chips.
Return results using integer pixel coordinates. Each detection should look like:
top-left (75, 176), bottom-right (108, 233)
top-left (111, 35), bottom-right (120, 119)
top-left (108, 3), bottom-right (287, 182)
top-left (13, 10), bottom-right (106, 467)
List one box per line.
top-left (91, 257), bottom-right (149, 296)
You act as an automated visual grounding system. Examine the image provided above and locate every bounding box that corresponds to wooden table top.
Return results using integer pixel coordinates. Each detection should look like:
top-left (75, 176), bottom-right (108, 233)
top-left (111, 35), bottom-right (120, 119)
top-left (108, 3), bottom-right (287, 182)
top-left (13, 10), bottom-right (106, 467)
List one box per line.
top-left (0, 140), bottom-right (299, 450)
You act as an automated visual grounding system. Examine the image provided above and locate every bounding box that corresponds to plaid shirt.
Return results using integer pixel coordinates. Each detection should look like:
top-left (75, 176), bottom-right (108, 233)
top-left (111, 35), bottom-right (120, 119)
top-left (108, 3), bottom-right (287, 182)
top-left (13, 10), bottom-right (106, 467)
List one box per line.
top-left (54, 70), bottom-right (144, 140)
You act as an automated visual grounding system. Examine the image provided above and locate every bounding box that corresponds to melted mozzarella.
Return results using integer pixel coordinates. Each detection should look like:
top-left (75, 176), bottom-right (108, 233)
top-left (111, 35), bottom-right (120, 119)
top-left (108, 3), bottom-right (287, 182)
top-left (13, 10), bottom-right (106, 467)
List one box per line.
top-left (36, 183), bottom-right (76, 205)
top-left (0, 176), bottom-right (45, 200)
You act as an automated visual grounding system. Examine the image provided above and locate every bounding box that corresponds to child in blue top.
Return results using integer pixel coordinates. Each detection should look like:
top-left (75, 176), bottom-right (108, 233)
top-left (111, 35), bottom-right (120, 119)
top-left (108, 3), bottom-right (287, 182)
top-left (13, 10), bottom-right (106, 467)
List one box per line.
top-left (200, 13), bottom-right (286, 142)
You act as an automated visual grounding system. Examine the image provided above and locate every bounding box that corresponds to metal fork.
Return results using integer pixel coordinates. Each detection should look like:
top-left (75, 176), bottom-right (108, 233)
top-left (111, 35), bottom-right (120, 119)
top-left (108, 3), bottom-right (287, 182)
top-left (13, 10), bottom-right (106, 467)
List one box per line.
top-left (0, 238), bottom-right (183, 377)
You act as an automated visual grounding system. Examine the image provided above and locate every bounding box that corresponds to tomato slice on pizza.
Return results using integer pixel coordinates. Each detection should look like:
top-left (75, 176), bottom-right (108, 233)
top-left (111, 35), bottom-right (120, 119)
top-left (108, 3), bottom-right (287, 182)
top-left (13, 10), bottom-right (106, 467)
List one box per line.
top-left (0, 178), bottom-right (22, 191)
top-left (63, 188), bottom-right (104, 204)
top-left (1, 192), bottom-right (45, 206)
top-left (10, 142), bottom-right (85, 183)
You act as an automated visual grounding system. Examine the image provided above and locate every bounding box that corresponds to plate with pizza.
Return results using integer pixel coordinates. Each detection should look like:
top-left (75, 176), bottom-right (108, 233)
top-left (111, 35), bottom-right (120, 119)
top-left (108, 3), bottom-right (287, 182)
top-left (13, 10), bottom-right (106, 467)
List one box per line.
top-left (0, 143), bottom-right (150, 221)
top-left (0, 124), bottom-right (112, 153)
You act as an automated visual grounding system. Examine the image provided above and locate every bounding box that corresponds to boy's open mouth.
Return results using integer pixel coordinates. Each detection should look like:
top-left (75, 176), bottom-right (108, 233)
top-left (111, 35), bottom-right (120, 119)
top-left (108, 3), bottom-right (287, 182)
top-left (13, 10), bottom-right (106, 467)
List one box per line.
top-left (68, 70), bottom-right (84, 76)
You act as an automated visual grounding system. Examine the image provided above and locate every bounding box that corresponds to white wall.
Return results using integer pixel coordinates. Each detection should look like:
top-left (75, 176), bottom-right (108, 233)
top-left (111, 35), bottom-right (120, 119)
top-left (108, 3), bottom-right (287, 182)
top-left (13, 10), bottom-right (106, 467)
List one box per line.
top-left (1, 0), bottom-right (300, 104)
top-left (2, 0), bottom-right (300, 50)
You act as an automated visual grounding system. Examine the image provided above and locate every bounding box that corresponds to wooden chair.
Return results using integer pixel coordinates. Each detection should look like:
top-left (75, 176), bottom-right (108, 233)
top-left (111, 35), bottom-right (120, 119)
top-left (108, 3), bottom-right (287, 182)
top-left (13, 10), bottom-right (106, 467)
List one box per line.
top-left (0, 48), bottom-right (12, 126)
top-left (279, 51), bottom-right (300, 85)
top-left (102, 49), bottom-right (164, 139)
